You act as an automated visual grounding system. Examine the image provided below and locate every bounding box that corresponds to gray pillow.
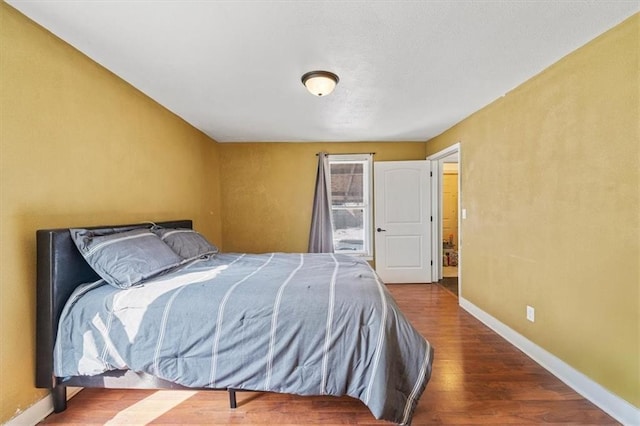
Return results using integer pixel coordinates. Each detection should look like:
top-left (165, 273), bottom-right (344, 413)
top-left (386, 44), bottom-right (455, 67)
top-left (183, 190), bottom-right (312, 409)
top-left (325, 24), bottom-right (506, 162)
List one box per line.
top-left (70, 227), bottom-right (183, 289)
top-left (152, 227), bottom-right (219, 261)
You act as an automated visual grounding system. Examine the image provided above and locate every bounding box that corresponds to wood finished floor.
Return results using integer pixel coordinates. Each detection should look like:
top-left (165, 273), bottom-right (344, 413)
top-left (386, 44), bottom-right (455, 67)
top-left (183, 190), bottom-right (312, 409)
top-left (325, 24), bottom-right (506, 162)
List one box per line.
top-left (40, 284), bottom-right (618, 425)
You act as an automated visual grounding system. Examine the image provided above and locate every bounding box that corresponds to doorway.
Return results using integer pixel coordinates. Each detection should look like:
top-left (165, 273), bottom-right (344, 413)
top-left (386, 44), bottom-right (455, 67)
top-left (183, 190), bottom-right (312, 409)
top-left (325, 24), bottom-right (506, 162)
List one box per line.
top-left (427, 144), bottom-right (461, 297)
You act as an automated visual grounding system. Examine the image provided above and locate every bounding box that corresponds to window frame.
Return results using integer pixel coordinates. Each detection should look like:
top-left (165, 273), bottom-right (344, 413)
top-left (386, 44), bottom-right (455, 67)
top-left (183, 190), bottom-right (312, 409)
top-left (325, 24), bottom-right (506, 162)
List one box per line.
top-left (326, 154), bottom-right (374, 260)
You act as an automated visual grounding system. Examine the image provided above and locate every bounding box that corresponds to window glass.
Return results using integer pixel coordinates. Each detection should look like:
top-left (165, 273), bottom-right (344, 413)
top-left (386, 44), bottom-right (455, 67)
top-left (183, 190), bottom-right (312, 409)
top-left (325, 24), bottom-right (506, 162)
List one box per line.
top-left (332, 208), bottom-right (364, 252)
top-left (330, 163), bottom-right (364, 206)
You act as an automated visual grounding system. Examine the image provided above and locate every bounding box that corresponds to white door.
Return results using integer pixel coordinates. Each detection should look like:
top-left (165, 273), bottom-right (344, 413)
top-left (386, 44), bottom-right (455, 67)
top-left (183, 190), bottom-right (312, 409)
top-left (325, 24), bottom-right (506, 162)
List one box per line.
top-left (374, 161), bottom-right (432, 283)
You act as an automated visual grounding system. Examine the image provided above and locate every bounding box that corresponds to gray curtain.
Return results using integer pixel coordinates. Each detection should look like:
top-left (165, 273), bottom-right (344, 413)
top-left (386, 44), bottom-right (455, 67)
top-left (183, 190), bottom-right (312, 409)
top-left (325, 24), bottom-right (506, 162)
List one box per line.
top-left (308, 152), bottom-right (334, 253)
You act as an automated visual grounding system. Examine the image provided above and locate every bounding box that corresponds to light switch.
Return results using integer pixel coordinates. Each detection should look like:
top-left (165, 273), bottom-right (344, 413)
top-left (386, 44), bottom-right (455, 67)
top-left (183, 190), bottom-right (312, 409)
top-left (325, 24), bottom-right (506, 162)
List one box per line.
top-left (462, 208), bottom-right (467, 219)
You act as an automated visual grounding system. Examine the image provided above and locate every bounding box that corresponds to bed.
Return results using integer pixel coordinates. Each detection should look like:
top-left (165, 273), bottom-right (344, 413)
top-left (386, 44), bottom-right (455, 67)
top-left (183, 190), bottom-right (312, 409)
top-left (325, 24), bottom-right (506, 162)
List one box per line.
top-left (36, 220), bottom-right (433, 425)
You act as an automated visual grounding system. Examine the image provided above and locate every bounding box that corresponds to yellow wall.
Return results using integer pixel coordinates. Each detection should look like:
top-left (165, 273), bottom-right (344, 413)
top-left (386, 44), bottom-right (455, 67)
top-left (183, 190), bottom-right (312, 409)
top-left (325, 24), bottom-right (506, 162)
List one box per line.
top-left (442, 171), bottom-right (459, 250)
top-left (219, 142), bottom-right (426, 253)
top-left (0, 4), bottom-right (222, 422)
top-left (426, 14), bottom-right (639, 407)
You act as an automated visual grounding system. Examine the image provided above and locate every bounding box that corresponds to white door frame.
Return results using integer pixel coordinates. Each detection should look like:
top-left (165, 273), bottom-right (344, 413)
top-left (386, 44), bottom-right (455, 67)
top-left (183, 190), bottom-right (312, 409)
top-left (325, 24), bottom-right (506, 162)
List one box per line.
top-left (427, 143), bottom-right (461, 287)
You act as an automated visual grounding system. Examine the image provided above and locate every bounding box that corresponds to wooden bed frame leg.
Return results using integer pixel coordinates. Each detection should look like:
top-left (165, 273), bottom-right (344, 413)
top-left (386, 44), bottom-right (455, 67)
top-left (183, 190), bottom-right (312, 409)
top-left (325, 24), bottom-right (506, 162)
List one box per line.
top-left (51, 386), bottom-right (67, 413)
top-left (228, 389), bottom-right (237, 409)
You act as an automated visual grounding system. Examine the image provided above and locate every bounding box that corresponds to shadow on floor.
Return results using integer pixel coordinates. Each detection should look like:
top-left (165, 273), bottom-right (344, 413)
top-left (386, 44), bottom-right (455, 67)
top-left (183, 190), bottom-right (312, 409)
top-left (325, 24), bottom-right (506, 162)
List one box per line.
top-left (438, 276), bottom-right (458, 297)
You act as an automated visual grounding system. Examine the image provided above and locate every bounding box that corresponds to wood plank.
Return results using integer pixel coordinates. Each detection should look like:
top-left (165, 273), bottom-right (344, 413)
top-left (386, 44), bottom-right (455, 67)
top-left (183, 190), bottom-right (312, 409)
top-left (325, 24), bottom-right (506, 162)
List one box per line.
top-left (40, 284), bottom-right (618, 425)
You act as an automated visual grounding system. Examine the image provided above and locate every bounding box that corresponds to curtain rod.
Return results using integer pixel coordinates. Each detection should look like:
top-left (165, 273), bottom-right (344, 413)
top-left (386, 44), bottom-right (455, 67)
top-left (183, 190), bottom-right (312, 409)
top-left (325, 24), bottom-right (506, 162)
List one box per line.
top-left (315, 152), bottom-right (375, 156)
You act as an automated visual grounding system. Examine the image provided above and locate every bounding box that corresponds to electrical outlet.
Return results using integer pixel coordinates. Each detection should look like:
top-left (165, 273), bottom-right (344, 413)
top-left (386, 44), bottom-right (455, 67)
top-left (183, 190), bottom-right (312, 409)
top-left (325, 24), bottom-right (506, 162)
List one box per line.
top-left (526, 305), bottom-right (535, 322)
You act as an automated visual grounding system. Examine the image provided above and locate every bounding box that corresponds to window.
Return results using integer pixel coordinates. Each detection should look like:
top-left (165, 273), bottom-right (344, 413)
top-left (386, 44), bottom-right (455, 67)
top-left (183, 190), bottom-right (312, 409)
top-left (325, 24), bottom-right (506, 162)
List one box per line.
top-left (327, 154), bottom-right (373, 258)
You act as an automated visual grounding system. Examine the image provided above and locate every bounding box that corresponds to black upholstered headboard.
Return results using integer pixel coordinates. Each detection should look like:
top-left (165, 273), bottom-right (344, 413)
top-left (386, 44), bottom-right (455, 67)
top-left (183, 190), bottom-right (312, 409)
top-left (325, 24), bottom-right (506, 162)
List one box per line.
top-left (35, 220), bottom-right (192, 389)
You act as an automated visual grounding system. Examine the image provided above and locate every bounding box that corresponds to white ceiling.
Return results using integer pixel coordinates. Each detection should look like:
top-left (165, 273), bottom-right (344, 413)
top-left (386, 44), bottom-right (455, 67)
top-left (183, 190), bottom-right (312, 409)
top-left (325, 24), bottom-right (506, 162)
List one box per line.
top-left (7, 1), bottom-right (639, 143)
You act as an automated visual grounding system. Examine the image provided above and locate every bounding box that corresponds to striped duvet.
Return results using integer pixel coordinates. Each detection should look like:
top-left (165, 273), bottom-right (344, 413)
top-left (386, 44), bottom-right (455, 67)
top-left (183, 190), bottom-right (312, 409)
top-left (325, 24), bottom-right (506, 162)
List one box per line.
top-left (54, 252), bottom-right (433, 424)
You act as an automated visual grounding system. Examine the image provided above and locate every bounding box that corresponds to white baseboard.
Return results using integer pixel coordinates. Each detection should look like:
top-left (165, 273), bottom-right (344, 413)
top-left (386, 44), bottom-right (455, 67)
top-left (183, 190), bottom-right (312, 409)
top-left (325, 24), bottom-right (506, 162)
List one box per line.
top-left (5, 387), bottom-right (81, 426)
top-left (459, 296), bottom-right (640, 426)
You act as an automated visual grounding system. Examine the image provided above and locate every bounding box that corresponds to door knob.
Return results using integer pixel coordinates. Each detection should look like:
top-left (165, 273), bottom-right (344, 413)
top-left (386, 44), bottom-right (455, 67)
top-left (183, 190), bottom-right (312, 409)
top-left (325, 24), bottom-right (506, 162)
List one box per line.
top-left (376, 228), bottom-right (387, 232)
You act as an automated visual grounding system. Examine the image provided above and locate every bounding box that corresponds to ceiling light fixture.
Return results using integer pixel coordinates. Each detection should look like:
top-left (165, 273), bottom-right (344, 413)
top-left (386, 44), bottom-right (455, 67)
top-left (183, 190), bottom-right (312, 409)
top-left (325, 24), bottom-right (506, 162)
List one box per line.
top-left (301, 70), bottom-right (339, 97)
